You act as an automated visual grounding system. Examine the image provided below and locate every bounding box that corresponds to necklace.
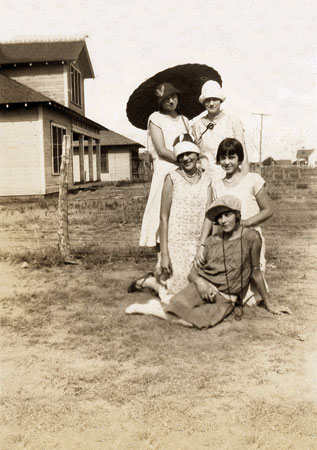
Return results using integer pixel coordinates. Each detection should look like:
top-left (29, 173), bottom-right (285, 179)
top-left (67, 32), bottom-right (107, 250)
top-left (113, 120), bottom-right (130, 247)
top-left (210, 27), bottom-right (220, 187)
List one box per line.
top-left (224, 170), bottom-right (241, 184)
top-left (182, 169), bottom-right (198, 178)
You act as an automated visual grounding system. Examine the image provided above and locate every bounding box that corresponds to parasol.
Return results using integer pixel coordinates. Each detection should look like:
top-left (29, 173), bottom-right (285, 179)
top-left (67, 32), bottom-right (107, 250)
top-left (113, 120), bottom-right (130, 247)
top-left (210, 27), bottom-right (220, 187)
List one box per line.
top-left (126, 63), bottom-right (222, 130)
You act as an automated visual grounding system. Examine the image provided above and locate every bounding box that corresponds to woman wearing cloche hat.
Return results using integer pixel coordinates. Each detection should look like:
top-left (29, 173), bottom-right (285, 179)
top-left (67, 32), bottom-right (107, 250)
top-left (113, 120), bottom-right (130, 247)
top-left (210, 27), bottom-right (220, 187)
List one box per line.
top-left (192, 80), bottom-right (250, 179)
top-left (126, 133), bottom-right (212, 313)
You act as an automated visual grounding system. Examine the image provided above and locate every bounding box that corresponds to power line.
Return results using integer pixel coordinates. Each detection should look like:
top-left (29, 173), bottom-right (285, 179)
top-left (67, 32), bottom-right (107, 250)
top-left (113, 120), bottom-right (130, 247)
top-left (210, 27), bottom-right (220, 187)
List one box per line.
top-left (252, 112), bottom-right (270, 166)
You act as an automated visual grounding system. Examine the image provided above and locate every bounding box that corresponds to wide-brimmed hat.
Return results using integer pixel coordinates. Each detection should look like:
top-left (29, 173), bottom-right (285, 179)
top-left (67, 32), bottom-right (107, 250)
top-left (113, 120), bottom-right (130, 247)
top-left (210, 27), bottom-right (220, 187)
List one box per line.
top-left (199, 80), bottom-right (226, 104)
top-left (126, 63), bottom-right (222, 130)
top-left (173, 133), bottom-right (200, 159)
top-left (206, 195), bottom-right (241, 222)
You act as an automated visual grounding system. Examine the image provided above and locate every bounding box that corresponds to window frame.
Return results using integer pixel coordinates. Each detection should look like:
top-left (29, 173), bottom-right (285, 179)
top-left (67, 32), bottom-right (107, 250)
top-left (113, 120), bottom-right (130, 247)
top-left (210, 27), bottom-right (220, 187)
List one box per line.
top-left (100, 149), bottom-right (109, 174)
top-left (70, 64), bottom-right (82, 107)
top-left (51, 123), bottom-right (67, 175)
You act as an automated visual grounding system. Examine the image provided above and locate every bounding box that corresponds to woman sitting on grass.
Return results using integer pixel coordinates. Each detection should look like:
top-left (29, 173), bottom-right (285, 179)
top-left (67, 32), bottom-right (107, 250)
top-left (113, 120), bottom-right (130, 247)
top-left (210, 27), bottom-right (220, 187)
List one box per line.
top-left (126, 195), bottom-right (291, 329)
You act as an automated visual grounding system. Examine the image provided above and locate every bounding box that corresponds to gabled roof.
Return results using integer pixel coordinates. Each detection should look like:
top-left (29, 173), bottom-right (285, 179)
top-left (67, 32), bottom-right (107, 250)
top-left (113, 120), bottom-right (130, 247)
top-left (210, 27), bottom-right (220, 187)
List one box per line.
top-left (0, 39), bottom-right (94, 78)
top-left (100, 129), bottom-right (144, 147)
top-left (0, 73), bottom-right (105, 131)
top-left (296, 149), bottom-right (315, 158)
top-left (0, 73), bottom-right (51, 103)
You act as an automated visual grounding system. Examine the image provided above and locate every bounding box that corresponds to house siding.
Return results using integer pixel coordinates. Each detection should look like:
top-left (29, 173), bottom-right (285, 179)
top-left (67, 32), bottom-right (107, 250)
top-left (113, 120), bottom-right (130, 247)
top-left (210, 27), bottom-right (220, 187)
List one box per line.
top-left (41, 106), bottom-right (73, 194)
top-left (2, 64), bottom-right (66, 105)
top-left (0, 107), bottom-right (44, 196)
top-left (100, 147), bottom-right (131, 182)
top-left (2, 62), bottom-right (85, 116)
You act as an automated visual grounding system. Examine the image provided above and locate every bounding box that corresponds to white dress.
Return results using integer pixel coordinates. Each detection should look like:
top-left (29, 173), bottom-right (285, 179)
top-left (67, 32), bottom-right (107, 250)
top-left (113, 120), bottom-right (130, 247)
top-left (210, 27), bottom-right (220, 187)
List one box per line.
top-left (139, 111), bottom-right (190, 247)
top-left (192, 111), bottom-right (246, 180)
top-left (162, 169), bottom-right (211, 296)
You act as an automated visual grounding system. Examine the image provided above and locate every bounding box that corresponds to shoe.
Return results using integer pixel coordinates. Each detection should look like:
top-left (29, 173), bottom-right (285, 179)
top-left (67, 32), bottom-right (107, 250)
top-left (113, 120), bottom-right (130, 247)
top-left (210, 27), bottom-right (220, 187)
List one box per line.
top-left (127, 272), bottom-right (154, 293)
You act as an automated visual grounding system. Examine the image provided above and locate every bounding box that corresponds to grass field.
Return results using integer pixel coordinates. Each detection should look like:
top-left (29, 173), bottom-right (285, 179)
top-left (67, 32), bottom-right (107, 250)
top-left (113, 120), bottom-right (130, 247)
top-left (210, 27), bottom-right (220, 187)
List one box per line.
top-left (0, 183), bottom-right (317, 450)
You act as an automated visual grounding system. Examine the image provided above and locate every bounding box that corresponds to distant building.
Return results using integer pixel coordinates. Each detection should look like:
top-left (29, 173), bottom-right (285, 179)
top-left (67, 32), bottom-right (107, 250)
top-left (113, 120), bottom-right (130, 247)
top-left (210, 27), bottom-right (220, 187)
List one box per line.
top-left (296, 149), bottom-right (317, 167)
top-left (275, 159), bottom-right (292, 166)
top-left (99, 130), bottom-right (144, 182)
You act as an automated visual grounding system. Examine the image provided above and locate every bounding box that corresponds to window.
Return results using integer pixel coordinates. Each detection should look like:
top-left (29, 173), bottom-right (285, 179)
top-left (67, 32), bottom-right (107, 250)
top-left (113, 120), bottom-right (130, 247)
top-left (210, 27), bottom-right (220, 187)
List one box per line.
top-left (101, 150), bottom-right (109, 173)
top-left (70, 65), bottom-right (82, 106)
top-left (51, 124), bottom-right (66, 174)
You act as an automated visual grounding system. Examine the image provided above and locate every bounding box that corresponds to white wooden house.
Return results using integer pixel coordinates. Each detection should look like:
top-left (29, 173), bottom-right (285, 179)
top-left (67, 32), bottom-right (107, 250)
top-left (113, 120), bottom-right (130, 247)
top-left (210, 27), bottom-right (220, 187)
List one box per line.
top-left (296, 149), bottom-right (317, 167)
top-left (0, 38), bottom-right (141, 197)
top-left (99, 130), bottom-right (144, 182)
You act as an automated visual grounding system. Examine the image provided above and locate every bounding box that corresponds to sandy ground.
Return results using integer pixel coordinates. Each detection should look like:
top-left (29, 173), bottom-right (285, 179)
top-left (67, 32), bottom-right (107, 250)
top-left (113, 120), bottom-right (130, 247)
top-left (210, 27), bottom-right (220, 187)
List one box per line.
top-left (1, 191), bottom-right (317, 449)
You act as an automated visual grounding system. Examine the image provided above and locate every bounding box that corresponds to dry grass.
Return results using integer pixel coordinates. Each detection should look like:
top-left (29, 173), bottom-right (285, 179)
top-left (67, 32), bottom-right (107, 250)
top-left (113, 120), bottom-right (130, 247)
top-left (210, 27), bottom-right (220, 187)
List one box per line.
top-left (1, 184), bottom-right (317, 449)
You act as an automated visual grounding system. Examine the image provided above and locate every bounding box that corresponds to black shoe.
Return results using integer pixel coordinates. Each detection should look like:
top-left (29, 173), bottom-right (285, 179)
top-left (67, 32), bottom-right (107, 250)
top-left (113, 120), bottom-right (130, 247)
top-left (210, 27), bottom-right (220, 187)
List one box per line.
top-left (127, 272), bottom-right (155, 293)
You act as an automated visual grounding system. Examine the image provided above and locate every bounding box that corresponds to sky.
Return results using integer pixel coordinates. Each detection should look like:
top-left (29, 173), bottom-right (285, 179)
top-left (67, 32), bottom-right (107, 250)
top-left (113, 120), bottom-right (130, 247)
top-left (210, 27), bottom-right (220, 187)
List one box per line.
top-left (1, 0), bottom-right (317, 161)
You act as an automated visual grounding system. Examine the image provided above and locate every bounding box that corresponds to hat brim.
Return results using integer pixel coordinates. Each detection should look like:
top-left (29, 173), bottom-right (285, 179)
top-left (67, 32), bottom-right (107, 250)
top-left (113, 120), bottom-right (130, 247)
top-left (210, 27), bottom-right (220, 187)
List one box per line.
top-left (206, 205), bottom-right (237, 222)
top-left (174, 141), bottom-right (200, 158)
top-left (158, 87), bottom-right (181, 104)
top-left (199, 94), bottom-right (226, 104)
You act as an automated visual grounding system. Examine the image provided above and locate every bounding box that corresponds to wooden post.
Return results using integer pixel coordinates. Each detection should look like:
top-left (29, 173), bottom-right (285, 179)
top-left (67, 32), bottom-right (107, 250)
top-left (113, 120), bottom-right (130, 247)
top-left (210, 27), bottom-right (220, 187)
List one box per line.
top-left (96, 139), bottom-right (101, 181)
top-left (79, 134), bottom-right (85, 182)
top-left (88, 137), bottom-right (93, 182)
top-left (58, 135), bottom-right (73, 262)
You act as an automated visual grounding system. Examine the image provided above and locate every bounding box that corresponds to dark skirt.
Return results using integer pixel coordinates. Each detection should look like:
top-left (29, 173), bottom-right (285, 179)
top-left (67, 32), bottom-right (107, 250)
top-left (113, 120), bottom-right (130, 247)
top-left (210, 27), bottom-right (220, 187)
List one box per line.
top-left (163, 283), bottom-right (235, 330)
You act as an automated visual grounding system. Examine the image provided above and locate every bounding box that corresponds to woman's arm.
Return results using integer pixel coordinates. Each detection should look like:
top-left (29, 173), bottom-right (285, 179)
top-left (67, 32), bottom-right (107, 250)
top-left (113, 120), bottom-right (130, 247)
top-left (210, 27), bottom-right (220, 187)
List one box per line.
top-left (250, 234), bottom-right (291, 314)
top-left (195, 218), bottom-right (213, 266)
top-left (149, 122), bottom-right (177, 163)
top-left (241, 152), bottom-right (250, 174)
top-left (241, 186), bottom-right (273, 228)
top-left (195, 184), bottom-right (213, 266)
top-left (159, 175), bottom-right (173, 274)
top-left (188, 267), bottom-right (217, 302)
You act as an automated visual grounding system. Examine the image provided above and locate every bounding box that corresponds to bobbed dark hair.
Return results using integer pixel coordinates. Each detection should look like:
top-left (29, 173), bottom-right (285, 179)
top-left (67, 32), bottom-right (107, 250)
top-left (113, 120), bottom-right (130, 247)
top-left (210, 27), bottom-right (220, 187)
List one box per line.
top-left (215, 210), bottom-right (241, 224)
top-left (216, 138), bottom-right (244, 164)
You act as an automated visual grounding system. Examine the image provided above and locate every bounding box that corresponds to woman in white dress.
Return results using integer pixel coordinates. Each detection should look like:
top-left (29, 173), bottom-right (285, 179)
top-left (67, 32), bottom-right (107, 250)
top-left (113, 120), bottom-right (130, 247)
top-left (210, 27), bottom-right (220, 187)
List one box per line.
top-left (192, 80), bottom-right (249, 179)
top-left (139, 82), bottom-right (190, 248)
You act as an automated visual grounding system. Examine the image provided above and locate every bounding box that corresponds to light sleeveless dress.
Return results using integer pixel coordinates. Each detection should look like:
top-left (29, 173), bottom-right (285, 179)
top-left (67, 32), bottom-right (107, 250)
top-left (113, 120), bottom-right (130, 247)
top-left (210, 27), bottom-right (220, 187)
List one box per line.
top-left (161, 169), bottom-right (211, 297)
top-left (139, 111), bottom-right (189, 247)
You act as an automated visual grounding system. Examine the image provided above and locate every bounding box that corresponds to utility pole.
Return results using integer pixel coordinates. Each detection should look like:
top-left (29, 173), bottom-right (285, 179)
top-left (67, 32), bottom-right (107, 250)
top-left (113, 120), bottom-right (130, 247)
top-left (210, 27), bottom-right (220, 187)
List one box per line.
top-left (252, 113), bottom-right (270, 166)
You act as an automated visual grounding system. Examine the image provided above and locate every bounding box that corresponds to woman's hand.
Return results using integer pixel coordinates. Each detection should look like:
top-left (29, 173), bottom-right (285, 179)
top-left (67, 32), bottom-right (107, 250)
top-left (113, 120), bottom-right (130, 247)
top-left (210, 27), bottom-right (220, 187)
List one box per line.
top-left (160, 253), bottom-right (173, 277)
top-left (266, 304), bottom-right (292, 315)
top-left (195, 245), bottom-right (206, 268)
top-left (240, 218), bottom-right (251, 227)
top-left (196, 278), bottom-right (217, 302)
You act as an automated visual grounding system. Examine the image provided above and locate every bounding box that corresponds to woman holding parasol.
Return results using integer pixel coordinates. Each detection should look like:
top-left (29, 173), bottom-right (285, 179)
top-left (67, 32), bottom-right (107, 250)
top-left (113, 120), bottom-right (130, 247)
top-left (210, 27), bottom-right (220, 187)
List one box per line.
top-left (136, 81), bottom-right (190, 248)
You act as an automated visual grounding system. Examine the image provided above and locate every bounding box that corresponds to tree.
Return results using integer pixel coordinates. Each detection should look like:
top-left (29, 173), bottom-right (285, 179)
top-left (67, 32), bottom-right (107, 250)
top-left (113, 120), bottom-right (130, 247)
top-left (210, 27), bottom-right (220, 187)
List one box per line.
top-left (262, 156), bottom-right (276, 166)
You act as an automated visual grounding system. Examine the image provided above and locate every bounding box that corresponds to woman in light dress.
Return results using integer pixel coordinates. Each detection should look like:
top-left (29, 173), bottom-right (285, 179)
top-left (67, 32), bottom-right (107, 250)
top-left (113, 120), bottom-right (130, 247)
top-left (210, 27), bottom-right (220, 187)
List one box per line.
top-left (139, 82), bottom-right (190, 248)
top-left (126, 134), bottom-right (211, 321)
top-left (192, 80), bottom-right (249, 180)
